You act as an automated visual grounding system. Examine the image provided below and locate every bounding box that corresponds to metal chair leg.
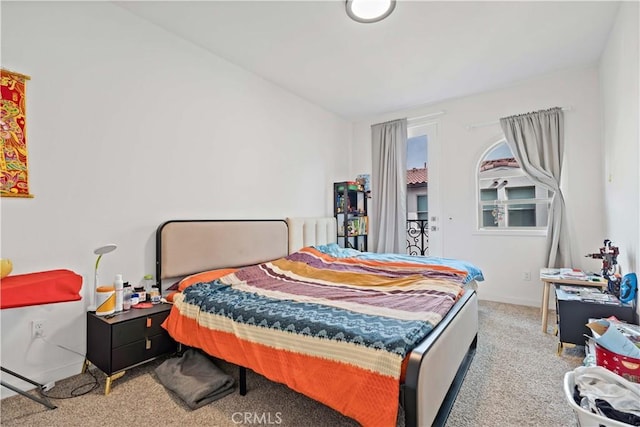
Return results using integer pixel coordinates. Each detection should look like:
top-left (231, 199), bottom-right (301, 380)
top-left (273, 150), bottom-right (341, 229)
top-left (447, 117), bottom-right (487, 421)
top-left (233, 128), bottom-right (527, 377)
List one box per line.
top-left (0, 366), bottom-right (57, 409)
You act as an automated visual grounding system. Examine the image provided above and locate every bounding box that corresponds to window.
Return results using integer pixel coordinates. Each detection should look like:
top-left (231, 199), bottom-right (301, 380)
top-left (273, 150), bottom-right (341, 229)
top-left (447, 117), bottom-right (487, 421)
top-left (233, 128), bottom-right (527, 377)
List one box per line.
top-left (480, 188), bottom-right (498, 228)
top-left (417, 195), bottom-right (428, 220)
top-left (478, 140), bottom-right (551, 231)
top-left (406, 134), bottom-right (428, 221)
top-left (506, 186), bottom-right (536, 226)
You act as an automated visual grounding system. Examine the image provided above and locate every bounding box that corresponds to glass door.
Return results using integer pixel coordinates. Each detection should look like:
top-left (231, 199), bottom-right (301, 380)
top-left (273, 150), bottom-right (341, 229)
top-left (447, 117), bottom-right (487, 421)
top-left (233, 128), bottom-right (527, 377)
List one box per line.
top-left (406, 122), bottom-right (441, 256)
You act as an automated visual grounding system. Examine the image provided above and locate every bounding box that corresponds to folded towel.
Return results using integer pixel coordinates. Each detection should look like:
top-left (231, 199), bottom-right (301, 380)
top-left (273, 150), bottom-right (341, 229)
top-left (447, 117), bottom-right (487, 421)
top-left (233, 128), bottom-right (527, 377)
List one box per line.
top-left (155, 349), bottom-right (235, 409)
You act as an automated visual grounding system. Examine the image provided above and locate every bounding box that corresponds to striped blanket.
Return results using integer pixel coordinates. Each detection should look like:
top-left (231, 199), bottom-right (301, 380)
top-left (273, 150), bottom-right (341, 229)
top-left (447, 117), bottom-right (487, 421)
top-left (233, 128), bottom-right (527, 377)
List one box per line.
top-left (162, 246), bottom-right (483, 426)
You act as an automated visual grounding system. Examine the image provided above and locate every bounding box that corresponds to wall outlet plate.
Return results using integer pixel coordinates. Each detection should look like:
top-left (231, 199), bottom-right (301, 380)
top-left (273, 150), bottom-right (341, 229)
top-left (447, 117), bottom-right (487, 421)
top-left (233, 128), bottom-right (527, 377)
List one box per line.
top-left (32, 319), bottom-right (45, 338)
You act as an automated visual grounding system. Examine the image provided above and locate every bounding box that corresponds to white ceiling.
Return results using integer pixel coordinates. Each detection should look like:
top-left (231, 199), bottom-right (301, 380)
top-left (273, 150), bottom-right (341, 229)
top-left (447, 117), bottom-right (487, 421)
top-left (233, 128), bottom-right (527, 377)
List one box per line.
top-left (116, 1), bottom-right (620, 120)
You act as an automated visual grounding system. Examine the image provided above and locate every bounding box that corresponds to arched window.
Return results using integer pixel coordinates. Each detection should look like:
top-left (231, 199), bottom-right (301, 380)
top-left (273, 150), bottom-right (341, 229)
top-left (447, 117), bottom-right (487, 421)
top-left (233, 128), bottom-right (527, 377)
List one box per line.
top-left (477, 140), bottom-right (551, 231)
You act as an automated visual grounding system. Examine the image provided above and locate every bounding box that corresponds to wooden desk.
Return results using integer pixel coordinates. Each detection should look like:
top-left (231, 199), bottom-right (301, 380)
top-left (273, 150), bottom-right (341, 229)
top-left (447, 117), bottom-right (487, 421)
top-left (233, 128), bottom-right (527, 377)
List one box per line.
top-left (540, 275), bottom-right (606, 333)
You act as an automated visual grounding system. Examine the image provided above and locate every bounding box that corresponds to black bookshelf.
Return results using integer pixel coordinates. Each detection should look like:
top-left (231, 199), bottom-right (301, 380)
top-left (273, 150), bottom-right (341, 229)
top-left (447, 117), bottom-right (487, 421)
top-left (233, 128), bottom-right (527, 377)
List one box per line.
top-left (334, 181), bottom-right (368, 251)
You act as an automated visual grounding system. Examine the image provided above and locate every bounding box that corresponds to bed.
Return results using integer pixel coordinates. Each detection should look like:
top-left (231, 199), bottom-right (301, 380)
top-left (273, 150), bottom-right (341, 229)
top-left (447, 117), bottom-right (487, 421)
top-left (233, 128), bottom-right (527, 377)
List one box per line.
top-left (156, 217), bottom-right (482, 427)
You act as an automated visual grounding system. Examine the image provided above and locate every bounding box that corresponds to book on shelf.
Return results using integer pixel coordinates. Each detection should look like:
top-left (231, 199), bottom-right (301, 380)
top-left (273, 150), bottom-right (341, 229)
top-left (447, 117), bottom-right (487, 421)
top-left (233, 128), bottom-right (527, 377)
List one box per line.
top-left (346, 217), bottom-right (368, 236)
top-left (358, 216), bottom-right (368, 235)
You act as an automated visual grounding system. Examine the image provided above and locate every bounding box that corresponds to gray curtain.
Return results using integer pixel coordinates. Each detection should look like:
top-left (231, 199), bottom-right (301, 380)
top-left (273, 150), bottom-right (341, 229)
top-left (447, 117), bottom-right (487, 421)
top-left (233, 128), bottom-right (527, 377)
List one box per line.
top-left (371, 118), bottom-right (407, 253)
top-left (499, 107), bottom-right (572, 268)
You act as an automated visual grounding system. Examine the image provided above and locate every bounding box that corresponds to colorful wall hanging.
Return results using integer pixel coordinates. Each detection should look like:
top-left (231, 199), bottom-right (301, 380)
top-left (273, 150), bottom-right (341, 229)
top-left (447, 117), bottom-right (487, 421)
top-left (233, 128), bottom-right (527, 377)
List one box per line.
top-left (1, 69), bottom-right (33, 198)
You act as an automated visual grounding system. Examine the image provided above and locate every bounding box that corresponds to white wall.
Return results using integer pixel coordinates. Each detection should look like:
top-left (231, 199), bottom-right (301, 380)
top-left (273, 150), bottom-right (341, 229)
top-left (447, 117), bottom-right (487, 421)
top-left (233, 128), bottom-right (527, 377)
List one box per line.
top-left (0, 2), bottom-right (350, 394)
top-left (599, 1), bottom-right (640, 312)
top-left (352, 67), bottom-right (605, 307)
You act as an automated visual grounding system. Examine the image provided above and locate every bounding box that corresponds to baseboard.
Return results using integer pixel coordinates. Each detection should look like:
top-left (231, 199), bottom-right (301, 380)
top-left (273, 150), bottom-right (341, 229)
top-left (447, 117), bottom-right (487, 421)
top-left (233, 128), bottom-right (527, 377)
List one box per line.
top-left (477, 293), bottom-right (542, 308)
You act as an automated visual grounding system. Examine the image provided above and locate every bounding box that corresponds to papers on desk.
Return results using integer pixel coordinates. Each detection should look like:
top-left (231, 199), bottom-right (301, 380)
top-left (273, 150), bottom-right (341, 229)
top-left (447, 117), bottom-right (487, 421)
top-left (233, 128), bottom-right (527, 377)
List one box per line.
top-left (581, 292), bottom-right (620, 305)
top-left (560, 268), bottom-right (588, 280)
top-left (558, 285), bottom-right (584, 300)
top-left (560, 285), bottom-right (588, 293)
top-left (540, 268), bottom-right (561, 278)
top-left (558, 286), bottom-right (621, 304)
top-left (540, 267), bottom-right (590, 280)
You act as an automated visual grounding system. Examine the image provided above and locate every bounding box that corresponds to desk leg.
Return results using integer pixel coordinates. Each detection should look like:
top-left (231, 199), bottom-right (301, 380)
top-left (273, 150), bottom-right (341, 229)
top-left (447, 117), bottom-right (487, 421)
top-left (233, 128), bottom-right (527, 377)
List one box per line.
top-left (541, 282), bottom-right (550, 333)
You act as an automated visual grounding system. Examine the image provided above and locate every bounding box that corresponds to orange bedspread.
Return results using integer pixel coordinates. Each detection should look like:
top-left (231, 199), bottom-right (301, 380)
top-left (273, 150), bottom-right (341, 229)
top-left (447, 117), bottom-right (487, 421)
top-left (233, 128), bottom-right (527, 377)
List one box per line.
top-left (164, 311), bottom-right (402, 426)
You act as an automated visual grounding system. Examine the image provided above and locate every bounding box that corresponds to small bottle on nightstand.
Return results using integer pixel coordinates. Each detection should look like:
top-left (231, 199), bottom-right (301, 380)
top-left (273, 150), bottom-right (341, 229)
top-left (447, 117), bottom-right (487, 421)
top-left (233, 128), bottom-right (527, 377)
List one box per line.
top-left (114, 274), bottom-right (124, 312)
top-left (123, 283), bottom-right (132, 310)
top-left (142, 274), bottom-right (155, 296)
top-left (134, 286), bottom-right (146, 303)
top-left (150, 286), bottom-right (161, 304)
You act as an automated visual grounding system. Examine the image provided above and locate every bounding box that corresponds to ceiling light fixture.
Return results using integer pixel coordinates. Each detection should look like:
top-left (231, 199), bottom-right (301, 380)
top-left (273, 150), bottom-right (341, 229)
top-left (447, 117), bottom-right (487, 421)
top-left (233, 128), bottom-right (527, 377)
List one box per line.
top-left (346, 0), bottom-right (396, 24)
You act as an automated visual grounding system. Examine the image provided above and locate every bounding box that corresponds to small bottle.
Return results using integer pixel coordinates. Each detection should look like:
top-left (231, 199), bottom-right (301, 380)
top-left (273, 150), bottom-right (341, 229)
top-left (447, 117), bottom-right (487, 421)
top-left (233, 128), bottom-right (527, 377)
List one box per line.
top-left (130, 292), bottom-right (139, 306)
top-left (123, 283), bottom-right (132, 310)
top-left (114, 274), bottom-right (124, 312)
top-left (150, 286), bottom-right (161, 304)
top-left (134, 286), bottom-right (146, 303)
top-left (143, 274), bottom-right (155, 294)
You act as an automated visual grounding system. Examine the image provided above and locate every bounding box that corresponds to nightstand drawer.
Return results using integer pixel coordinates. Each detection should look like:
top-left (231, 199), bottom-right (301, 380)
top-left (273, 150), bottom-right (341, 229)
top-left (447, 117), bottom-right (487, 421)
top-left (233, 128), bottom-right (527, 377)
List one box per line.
top-left (112, 310), bottom-right (169, 348)
top-left (111, 333), bottom-right (176, 372)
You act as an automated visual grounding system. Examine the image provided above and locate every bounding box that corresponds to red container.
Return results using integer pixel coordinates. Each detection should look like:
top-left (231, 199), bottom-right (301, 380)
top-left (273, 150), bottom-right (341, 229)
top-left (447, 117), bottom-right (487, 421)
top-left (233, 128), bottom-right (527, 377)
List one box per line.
top-left (595, 343), bottom-right (640, 383)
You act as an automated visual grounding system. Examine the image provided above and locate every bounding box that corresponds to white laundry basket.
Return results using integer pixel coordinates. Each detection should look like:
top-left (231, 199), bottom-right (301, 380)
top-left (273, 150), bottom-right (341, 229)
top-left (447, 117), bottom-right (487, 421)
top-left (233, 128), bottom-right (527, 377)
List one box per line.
top-left (563, 371), bottom-right (633, 427)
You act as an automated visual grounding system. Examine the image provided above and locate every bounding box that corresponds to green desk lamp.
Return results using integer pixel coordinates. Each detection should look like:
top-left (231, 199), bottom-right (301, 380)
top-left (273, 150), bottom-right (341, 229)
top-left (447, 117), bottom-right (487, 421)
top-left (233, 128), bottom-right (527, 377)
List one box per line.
top-left (88, 244), bottom-right (117, 312)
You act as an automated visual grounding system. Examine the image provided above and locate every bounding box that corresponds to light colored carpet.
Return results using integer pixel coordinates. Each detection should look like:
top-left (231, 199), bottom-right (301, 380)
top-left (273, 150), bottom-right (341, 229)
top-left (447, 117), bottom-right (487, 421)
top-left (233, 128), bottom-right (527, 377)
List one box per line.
top-left (0, 301), bottom-right (583, 426)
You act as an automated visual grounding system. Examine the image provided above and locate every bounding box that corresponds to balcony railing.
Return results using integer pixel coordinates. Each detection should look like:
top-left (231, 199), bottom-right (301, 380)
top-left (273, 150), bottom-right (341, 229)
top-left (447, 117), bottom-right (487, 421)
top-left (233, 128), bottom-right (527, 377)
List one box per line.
top-left (406, 219), bottom-right (429, 256)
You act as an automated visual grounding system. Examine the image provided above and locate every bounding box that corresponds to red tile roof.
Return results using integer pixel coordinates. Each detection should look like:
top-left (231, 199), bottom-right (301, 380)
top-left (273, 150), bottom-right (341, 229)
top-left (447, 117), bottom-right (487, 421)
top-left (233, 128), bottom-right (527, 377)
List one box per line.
top-left (479, 157), bottom-right (519, 172)
top-left (407, 167), bottom-right (427, 185)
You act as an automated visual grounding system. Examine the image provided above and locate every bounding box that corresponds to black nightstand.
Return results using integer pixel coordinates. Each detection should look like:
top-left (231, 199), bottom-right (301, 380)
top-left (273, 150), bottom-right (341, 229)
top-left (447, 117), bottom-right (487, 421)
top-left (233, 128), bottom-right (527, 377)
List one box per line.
top-left (555, 284), bottom-right (637, 354)
top-left (84, 303), bottom-right (176, 394)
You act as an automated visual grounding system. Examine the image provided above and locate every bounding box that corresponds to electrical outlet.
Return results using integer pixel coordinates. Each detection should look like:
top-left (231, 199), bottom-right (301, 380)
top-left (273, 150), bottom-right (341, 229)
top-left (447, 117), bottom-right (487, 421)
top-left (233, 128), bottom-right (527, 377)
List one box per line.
top-left (522, 271), bottom-right (531, 281)
top-left (32, 319), bottom-right (46, 338)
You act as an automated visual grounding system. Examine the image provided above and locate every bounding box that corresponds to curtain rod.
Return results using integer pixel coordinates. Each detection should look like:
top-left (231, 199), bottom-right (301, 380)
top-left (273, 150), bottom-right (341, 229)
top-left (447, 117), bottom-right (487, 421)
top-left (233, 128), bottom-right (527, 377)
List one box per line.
top-left (466, 106), bottom-right (573, 131)
top-left (407, 110), bottom-right (446, 122)
top-left (373, 111), bottom-right (446, 127)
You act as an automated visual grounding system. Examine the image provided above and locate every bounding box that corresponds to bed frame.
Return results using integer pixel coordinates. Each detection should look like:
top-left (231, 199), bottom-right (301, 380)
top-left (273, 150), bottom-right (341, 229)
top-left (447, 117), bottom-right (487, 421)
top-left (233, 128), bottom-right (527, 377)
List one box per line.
top-left (156, 217), bottom-right (478, 427)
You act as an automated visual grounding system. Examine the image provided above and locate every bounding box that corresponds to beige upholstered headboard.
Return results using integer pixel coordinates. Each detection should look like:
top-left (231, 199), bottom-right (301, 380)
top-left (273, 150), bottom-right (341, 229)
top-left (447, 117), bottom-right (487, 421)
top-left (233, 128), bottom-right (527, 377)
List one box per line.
top-left (156, 217), bottom-right (336, 287)
top-left (286, 217), bottom-right (337, 253)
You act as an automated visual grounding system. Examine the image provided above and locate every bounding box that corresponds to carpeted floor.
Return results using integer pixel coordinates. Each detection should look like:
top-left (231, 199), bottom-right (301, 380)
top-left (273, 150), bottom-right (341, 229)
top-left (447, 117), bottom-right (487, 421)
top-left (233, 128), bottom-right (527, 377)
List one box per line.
top-left (0, 300), bottom-right (584, 426)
